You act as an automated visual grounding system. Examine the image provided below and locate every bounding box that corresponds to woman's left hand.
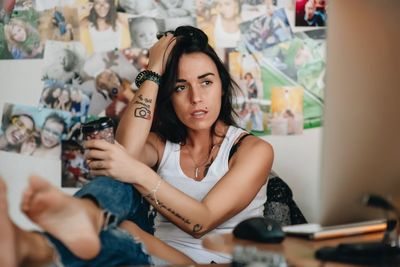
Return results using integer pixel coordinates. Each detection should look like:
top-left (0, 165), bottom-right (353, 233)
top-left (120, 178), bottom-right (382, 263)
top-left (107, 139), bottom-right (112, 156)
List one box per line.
top-left (84, 139), bottom-right (139, 183)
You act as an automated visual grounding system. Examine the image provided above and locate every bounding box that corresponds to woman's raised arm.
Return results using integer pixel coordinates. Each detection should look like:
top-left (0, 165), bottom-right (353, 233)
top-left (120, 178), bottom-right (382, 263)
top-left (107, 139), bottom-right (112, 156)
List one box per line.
top-left (115, 34), bottom-right (175, 165)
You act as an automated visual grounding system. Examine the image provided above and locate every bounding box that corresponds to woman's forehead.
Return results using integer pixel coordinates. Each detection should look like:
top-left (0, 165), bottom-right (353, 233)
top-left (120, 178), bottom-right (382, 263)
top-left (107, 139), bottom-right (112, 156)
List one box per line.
top-left (178, 53), bottom-right (218, 77)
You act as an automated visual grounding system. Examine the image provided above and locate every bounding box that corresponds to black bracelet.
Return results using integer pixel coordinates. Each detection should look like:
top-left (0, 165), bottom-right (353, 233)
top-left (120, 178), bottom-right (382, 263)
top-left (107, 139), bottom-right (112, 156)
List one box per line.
top-left (135, 70), bottom-right (161, 88)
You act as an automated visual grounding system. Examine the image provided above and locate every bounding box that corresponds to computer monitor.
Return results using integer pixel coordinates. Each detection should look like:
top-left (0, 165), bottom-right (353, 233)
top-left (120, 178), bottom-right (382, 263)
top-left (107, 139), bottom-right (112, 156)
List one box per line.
top-left (318, 0), bottom-right (400, 226)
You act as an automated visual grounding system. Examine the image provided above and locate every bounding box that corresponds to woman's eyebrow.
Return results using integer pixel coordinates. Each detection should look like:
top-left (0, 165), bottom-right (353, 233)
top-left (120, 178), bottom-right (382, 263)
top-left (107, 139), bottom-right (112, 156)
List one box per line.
top-left (176, 73), bottom-right (215, 83)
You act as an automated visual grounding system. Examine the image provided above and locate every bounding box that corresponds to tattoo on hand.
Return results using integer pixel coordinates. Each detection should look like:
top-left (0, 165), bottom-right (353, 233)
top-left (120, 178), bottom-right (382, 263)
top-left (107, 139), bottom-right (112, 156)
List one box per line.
top-left (134, 94), bottom-right (153, 120)
top-left (193, 224), bottom-right (203, 233)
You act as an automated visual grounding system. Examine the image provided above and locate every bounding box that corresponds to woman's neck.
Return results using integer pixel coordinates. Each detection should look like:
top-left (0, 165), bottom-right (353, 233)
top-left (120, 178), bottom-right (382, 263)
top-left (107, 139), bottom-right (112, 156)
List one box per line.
top-left (220, 15), bottom-right (239, 33)
top-left (186, 122), bottom-right (228, 150)
top-left (96, 18), bottom-right (110, 31)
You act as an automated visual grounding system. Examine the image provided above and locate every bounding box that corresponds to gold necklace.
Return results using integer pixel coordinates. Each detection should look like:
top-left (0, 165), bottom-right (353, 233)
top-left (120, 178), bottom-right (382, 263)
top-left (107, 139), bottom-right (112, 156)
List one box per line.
top-left (183, 143), bottom-right (219, 180)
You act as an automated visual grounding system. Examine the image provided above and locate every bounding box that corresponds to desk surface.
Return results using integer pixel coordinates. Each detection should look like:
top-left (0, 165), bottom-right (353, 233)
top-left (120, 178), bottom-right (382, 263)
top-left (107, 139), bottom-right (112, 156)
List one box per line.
top-left (202, 232), bottom-right (385, 267)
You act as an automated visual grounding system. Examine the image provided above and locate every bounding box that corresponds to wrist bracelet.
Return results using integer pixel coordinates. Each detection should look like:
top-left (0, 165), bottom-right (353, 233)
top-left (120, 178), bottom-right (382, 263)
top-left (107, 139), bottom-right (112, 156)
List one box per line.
top-left (135, 70), bottom-right (161, 88)
top-left (146, 179), bottom-right (162, 205)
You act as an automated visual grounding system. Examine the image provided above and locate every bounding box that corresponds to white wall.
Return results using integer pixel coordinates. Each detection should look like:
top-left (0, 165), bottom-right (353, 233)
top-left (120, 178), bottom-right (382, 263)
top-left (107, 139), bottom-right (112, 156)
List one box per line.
top-left (0, 59), bottom-right (322, 230)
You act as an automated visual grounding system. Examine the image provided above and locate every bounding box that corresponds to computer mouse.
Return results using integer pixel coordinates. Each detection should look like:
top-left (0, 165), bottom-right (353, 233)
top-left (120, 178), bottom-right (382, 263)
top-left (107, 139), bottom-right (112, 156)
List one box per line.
top-left (233, 217), bottom-right (285, 243)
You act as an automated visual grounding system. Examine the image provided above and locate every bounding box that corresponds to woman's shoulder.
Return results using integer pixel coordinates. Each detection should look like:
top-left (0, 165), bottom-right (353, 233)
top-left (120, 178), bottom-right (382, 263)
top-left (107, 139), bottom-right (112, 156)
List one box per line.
top-left (231, 130), bottom-right (273, 160)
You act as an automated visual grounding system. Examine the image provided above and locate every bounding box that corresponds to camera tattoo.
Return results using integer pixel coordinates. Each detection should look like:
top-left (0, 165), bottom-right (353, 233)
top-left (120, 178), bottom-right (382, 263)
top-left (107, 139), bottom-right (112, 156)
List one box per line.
top-left (134, 94), bottom-right (152, 120)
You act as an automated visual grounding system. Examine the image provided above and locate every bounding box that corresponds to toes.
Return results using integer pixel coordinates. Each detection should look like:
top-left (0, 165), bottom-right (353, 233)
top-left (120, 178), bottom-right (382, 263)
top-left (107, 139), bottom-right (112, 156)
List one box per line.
top-left (0, 177), bottom-right (7, 195)
top-left (21, 188), bottom-right (34, 212)
top-left (28, 175), bottom-right (51, 192)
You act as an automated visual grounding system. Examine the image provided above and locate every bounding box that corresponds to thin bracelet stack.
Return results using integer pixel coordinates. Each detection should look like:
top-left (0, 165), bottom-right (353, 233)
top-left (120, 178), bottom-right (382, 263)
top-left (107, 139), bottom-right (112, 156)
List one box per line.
top-left (146, 179), bottom-right (162, 205)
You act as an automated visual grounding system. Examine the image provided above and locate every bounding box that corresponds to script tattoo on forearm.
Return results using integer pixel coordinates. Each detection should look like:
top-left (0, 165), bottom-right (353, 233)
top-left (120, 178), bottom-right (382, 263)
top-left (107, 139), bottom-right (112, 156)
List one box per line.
top-left (133, 95), bottom-right (153, 120)
top-left (144, 195), bottom-right (191, 224)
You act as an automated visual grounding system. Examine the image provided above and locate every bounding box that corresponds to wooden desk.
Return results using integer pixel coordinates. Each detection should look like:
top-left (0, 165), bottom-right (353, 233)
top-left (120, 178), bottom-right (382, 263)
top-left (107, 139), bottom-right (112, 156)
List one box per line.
top-left (203, 232), bottom-right (384, 267)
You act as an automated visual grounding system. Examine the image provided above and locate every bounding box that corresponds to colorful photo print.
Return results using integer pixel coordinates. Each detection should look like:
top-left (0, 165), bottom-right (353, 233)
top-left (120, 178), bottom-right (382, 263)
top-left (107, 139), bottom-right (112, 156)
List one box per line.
top-left (240, 0), bottom-right (294, 22)
top-left (0, 102), bottom-right (72, 159)
top-left (79, 0), bottom-right (131, 55)
top-left (61, 139), bottom-right (88, 187)
top-left (295, 0), bottom-right (327, 27)
top-left (0, 9), bottom-right (44, 59)
top-left (39, 80), bottom-right (91, 122)
top-left (196, 0), bottom-right (242, 49)
top-left (41, 40), bottom-right (86, 83)
top-left (270, 86), bottom-right (303, 135)
top-left (79, 50), bottom-right (138, 120)
top-left (128, 16), bottom-right (164, 49)
top-left (228, 50), bottom-right (271, 135)
top-left (37, 6), bottom-right (80, 42)
top-left (260, 36), bottom-right (325, 129)
top-left (240, 8), bottom-right (293, 53)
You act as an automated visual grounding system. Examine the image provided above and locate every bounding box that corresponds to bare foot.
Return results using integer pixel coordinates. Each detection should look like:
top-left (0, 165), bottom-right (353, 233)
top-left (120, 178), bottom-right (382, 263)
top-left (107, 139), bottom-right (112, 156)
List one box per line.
top-left (0, 178), bottom-right (17, 267)
top-left (21, 175), bottom-right (101, 260)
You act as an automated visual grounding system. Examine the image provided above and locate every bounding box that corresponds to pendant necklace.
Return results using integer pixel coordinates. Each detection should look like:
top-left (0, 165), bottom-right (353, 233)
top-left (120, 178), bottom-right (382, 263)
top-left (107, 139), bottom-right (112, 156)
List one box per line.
top-left (184, 143), bottom-right (219, 180)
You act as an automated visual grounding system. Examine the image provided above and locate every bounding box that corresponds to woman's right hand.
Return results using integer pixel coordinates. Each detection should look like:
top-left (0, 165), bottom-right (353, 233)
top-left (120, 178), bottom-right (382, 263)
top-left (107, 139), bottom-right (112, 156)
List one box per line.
top-left (147, 33), bottom-right (176, 75)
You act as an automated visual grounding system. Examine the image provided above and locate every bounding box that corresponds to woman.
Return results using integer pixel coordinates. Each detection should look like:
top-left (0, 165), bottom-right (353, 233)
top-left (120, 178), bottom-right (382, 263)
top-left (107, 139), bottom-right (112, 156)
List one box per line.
top-left (1, 26), bottom-right (273, 266)
top-left (80, 0), bottom-right (131, 54)
top-left (3, 17), bottom-right (43, 59)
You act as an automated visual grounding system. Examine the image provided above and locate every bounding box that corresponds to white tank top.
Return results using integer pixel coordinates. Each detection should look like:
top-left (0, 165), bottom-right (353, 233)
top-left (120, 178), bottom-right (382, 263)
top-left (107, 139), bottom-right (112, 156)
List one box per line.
top-left (154, 126), bottom-right (267, 263)
top-left (214, 15), bottom-right (241, 48)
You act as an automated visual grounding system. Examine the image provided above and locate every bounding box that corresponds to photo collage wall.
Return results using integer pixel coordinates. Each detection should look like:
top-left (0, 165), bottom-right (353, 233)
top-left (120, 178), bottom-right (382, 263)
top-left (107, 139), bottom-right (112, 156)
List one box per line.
top-left (0, 0), bottom-right (327, 187)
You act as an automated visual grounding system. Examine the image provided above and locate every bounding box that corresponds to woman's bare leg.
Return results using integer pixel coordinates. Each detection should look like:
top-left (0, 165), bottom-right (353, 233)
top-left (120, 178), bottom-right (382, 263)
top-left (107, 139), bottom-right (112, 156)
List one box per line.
top-left (120, 221), bottom-right (196, 264)
top-left (0, 177), bottom-right (54, 267)
top-left (21, 175), bottom-right (102, 260)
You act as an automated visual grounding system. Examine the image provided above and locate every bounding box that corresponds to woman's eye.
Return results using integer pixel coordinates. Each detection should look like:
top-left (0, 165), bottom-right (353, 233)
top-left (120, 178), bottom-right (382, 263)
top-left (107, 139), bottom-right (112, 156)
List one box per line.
top-left (175, 85), bottom-right (186, 92)
top-left (202, 80), bottom-right (213, 86)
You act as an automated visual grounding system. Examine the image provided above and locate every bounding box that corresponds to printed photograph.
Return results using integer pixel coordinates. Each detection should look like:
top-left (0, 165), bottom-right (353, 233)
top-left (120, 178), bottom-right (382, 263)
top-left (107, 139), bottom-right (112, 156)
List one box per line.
top-left (0, 9), bottom-right (44, 59)
top-left (128, 16), bottom-right (164, 49)
top-left (0, 102), bottom-right (72, 159)
top-left (37, 6), bottom-right (80, 42)
top-left (61, 138), bottom-right (91, 188)
top-left (79, 50), bottom-right (138, 120)
top-left (295, 0), bottom-right (327, 27)
top-left (79, 0), bottom-right (131, 54)
top-left (41, 40), bottom-right (86, 83)
top-left (270, 86), bottom-right (304, 135)
top-left (240, 7), bottom-right (293, 53)
top-left (196, 0), bottom-right (242, 49)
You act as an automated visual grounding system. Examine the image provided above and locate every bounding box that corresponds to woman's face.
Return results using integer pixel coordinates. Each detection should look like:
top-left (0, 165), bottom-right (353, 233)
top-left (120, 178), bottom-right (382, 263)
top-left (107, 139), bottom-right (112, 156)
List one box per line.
top-left (5, 115), bottom-right (34, 146)
top-left (52, 88), bottom-right (62, 98)
top-left (93, 0), bottom-right (111, 18)
top-left (218, 0), bottom-right (239, 20)
top-left (41, 119), bottom-right (63, 148)
top-left (134, 20), bottom-right (158, 49)
top-left (171, 52), bottom-right (223, 131)
top-left (59, 90), bottom-right (70, 103)
top-left (11, 24), bottom-right (27, 42)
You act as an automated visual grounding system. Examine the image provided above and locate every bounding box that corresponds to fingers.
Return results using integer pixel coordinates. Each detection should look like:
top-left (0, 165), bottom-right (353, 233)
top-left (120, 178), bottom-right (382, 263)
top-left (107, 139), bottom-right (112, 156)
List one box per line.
top-left (84, 139), bottom-right (113, 151)
top-left (85, 149), bottom-right (108, 161)
top-left (88, 160), bottom-right (107, 170)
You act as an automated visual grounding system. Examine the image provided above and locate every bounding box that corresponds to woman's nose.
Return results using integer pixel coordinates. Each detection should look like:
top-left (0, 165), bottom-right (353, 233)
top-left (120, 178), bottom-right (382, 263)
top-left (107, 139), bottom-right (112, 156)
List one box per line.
top-left (190, 87), bottom-right (202, 104)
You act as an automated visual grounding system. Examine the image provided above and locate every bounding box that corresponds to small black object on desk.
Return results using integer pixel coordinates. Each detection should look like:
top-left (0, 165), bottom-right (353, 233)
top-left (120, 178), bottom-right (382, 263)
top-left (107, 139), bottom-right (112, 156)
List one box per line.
top-left (233, 217), bottom-right (285, 243)
top-left (316, 194), bottom-right (400, 265)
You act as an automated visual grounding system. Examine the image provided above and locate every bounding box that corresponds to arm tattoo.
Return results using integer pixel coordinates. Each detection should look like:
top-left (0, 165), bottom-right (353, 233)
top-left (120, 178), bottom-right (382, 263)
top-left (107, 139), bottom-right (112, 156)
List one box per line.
top-left (144, 195), bottom-right (191, 224)
top-left (133, 94), bottom-right (153, 120)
